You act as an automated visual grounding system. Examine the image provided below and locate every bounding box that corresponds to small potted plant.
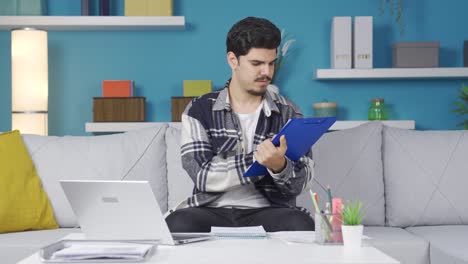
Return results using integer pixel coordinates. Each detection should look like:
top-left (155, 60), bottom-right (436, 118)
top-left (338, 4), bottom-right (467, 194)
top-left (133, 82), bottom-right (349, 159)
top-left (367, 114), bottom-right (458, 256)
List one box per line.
top-left (380, 0), bottom-right (405, 36)
top-left (453, 83), bottom-right (468, 129)
top-left (341, 200), bottom-right (365, 250)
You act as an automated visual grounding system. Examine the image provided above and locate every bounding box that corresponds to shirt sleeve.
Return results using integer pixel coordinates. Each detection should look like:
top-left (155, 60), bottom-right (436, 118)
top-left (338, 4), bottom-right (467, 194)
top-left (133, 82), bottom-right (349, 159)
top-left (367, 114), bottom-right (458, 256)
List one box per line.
top-left (265, 109), bottom-right (315, 196)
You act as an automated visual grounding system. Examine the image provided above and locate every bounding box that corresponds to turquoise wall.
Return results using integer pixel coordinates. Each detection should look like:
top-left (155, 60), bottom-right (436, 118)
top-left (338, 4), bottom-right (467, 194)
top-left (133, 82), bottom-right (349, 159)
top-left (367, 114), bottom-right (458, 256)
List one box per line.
top-left (1, 0), bottom-right (468, 135)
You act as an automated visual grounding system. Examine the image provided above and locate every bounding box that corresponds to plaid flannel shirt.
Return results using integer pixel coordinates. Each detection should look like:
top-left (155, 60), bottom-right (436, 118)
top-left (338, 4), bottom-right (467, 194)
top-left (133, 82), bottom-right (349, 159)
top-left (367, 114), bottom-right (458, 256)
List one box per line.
top-left (174, 81), bottom-right (314, 211)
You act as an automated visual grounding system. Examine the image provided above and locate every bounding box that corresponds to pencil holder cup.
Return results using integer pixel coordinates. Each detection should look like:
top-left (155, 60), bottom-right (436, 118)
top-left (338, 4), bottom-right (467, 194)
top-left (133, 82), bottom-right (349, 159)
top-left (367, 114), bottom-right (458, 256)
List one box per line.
top-left (315, 212), bottom-right (343, 245)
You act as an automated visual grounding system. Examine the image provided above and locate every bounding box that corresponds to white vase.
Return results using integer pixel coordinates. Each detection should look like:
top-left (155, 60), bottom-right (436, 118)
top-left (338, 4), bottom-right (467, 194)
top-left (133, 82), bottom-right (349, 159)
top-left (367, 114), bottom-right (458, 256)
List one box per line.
top-left (341, 225), bottom-right (363, 250)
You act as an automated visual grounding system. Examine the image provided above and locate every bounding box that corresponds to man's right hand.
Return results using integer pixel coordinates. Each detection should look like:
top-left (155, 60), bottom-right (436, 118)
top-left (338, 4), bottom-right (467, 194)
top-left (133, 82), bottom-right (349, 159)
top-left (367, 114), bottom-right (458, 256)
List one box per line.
top-left (254, 135), bottom-right (287, 173)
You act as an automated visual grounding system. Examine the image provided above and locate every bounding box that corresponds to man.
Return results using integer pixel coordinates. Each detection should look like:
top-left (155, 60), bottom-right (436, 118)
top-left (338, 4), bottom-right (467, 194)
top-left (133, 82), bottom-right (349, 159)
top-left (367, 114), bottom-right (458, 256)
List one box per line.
top-left (166, 17), bottom-right (315, 232)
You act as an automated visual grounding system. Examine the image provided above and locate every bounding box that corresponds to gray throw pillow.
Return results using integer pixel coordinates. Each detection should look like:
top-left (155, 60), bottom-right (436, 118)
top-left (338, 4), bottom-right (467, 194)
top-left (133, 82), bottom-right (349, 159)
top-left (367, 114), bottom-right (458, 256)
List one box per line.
top-left (384, 126), bottom-right (468, 227)
top-left (299, 121), bottom-right (385, 226)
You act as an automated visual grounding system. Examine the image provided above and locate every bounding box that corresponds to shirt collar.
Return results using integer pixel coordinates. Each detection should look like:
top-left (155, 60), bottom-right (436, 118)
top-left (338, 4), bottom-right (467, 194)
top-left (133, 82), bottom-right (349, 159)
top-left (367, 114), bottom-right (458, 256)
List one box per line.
top-left (213, 79), bottom-right (280, 117)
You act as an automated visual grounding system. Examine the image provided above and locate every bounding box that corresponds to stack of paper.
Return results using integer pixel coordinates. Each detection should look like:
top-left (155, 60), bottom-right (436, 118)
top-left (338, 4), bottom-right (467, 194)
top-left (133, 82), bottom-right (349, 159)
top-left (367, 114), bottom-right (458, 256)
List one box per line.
top-left (49, 242), bottom-right (154, 261)
top-left (211, 226), bottom-right (267, 239)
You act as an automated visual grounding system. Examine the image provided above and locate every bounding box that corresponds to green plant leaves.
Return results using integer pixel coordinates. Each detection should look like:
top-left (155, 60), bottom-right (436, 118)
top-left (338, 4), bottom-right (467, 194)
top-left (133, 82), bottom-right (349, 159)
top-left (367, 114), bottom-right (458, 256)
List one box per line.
top-left (454, 83), bottom-right (468, 129)
top-left (380, 0), bottom-right (404, 36)
top-left (341, 200), bottom-right (365, 226)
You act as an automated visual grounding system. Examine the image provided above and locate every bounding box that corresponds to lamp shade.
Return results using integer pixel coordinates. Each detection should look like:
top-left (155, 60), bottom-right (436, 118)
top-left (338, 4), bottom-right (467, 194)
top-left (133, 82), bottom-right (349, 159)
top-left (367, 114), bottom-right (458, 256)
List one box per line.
top-left (11, 28), bottom-right (48, 135)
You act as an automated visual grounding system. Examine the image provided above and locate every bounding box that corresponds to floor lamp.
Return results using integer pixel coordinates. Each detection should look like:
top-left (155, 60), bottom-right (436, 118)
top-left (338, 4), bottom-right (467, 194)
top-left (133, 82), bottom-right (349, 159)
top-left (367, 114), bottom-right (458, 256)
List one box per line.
top-left (11, 28), bottom-right (48, 135)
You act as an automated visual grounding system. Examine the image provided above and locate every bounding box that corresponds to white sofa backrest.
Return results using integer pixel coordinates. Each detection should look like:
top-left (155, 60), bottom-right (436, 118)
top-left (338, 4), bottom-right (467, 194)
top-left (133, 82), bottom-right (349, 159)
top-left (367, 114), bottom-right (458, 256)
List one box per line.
top-left (23, 125), bottom-right (168, 228)
top-left (165, 123), bottom-right (194, 210)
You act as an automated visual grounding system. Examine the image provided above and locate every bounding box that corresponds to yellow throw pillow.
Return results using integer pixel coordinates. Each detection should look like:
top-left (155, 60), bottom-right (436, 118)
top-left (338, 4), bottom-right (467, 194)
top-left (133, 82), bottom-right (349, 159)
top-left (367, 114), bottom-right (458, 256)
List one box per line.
top-left (0, 130), bottom-right (58, 233)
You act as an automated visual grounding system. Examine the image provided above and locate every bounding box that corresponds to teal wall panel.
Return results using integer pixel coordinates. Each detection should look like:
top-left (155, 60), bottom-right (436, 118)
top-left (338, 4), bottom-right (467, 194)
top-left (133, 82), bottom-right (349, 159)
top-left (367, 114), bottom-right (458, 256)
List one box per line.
top-left (1, 0), bottom-right (468, 135)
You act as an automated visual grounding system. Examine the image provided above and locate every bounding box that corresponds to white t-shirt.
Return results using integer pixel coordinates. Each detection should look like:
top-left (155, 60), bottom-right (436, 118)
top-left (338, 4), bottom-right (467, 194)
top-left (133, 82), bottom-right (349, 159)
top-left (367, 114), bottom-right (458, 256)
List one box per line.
top-left (208, 101), bottom-right (271, 208)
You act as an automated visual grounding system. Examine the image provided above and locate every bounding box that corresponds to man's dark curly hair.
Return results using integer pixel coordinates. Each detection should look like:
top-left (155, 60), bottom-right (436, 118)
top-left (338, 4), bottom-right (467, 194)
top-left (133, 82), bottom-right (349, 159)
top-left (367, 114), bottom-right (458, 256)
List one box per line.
top-left (226, 17), bottom-right (281, 57)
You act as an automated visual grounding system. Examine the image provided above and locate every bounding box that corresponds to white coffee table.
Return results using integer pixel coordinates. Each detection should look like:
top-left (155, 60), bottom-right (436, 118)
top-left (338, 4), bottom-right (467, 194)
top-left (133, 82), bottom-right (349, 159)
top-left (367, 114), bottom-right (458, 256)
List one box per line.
top-left (18, 233), bottom-right (399, 264)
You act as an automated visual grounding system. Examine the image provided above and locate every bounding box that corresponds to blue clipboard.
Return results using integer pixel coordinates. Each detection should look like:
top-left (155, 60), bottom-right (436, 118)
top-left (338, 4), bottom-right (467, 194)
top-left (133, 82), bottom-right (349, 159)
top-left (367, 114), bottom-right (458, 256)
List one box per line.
top-left (243, 116), bottom-right (337, 177)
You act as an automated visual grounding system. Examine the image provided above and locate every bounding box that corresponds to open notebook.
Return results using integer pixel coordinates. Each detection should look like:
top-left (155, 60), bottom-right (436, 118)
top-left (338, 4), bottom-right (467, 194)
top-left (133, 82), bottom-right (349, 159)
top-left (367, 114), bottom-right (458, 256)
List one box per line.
top-left (210, 226), bottom-right (267, 239)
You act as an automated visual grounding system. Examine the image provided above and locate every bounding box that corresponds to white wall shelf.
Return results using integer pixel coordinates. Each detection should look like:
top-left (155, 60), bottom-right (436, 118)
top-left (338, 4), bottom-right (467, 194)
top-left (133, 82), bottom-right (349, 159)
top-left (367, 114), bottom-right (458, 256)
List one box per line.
top-left (315, 68), bottom-right (468, 80)
top-left (85, 120), bottom-right (415, 133)
top-left (0, 16), bottom-right (185, 30)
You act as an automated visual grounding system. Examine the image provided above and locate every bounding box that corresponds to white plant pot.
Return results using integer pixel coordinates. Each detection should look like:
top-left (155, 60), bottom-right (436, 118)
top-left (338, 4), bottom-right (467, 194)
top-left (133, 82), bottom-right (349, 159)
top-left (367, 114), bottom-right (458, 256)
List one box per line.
top-left (341, 225), bottom-right (363, 250)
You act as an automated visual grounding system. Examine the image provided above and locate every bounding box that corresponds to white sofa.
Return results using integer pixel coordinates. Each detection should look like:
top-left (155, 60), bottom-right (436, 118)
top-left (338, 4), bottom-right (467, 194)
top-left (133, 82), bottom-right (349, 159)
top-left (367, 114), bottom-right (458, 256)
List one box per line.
top-left (2, 122), bottom-right (468, 264)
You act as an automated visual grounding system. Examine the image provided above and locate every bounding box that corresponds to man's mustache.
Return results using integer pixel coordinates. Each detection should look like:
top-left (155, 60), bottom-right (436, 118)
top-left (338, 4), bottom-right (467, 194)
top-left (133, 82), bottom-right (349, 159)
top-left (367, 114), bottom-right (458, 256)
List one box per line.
top-left (255, 76), bottom-right (272, 82)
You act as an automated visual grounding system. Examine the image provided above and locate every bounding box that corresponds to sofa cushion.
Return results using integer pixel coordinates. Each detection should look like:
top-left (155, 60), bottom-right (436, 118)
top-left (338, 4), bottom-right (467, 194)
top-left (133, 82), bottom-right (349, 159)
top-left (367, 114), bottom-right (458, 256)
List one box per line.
top-left (301, 121), bottom-right (385, 226)
top-left (406, 225), bottom-right (468, 264)
top-left (0, 228), bottom-right (80, 263)
top-left (383, 127), bottom-right (468, 227)
top-left (22, 125), bottom-right (168, 228)
top-left (364, 226), bottom-right (430, 264)
top-left (165, 123), bottom-right (194, 210)
top-left (0, 130), bottom-right (58, 233)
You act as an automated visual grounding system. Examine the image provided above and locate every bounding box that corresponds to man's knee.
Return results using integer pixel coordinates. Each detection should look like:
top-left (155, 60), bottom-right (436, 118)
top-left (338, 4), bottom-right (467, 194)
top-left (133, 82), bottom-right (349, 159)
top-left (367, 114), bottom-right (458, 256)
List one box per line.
top-left (165, 208), bottom-right (212, 233)
top-left (260, 208), bottom-right (315, 231)
top-left (286, 210), bottom-right (315, 231)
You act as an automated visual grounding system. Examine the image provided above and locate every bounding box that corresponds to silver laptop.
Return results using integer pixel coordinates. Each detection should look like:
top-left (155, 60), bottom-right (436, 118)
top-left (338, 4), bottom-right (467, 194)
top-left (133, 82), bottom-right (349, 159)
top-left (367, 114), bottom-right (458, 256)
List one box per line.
top-left (60, 180), bottom-right (211, 245)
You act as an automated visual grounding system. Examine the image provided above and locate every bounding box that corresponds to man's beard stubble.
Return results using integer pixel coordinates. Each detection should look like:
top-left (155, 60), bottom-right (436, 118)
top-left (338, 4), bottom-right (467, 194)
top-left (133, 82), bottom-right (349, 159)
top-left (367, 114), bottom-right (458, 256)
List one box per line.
top-left (247, 75), bottom-right (271, 96)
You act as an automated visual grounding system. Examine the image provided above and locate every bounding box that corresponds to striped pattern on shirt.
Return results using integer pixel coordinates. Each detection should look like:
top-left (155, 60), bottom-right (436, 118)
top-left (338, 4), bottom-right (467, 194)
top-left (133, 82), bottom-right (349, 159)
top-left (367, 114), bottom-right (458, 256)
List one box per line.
top-left (175, 81), bottom-right (314, 210)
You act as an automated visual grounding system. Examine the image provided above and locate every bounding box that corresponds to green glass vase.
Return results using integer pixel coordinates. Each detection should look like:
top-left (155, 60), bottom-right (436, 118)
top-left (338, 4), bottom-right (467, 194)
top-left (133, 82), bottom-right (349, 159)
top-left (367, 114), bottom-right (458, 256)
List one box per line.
top-left (368, 98), bottom-right (388, 121)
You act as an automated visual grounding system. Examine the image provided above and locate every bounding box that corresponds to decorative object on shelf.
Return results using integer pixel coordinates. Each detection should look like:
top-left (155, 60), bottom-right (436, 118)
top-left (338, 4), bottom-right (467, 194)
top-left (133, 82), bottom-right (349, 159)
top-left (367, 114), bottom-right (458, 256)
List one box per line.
top-left (368, 98), bottom-right (388, 121)
top-left (0, 1), bottom-right (15, 15)
top-left (272, 29), bottom-right (296, 84)
top-left (183, 80), bottom-right (212, 97)
top-left (125, 0), bottom-right (173, 16)
top-left (11, 28), bottom-right (48, 135)
top-left (99, 0), bottom-right (110, 16)
top-left (379, 0), bottom-right (404, 36)
top-left (341, 200), bottom-right (365, 250)
top-left (453, 83), bottom-right (468, 129)
top-left (464, 41), bottom-right (468, 67)
top-left (330, 17), bottom-right (352, 69)
top-left (93, 97), bottom-right (146, 122)
top-left (313, 100), bottom-right (337, 117)
top-left (81, 0), bottom-right (110, 16)
top-left (102, 80), bottom-right (134, 97)
top-left (392, 42), bottom-right (440, 68)
top-left (16, 0), bottom-right (47, 15)
top-left (81, 0), bottom-right (89, 16)
top-left (171, 97), bottom-right (195, 122)
top-left (353, 16), bottom-right (373, 69)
